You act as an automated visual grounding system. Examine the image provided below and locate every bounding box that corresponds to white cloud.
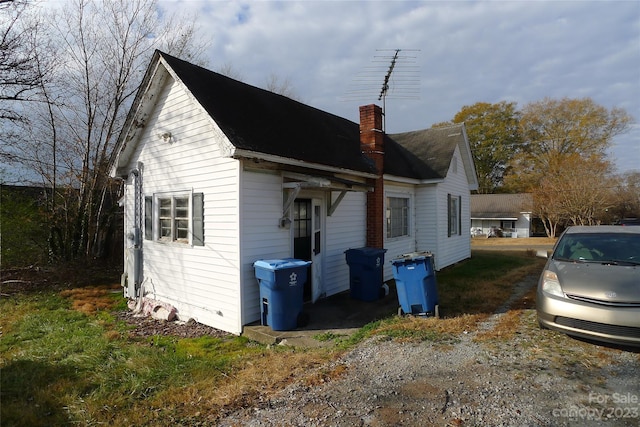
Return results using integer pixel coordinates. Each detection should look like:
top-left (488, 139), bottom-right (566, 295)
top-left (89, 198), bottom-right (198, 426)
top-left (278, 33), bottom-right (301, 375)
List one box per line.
top-left (159, 0), bottom-right (640, 173)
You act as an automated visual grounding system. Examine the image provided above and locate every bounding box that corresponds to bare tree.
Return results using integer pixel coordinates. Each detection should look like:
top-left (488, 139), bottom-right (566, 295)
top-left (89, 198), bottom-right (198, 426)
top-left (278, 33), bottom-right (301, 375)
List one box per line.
top-left (0, 0), bottom-right (52, 184)
top-left (0, 0), bottom-right (42, 123)
top-left (217, 62), bottom-right (245, 81)
top-left (265, 73), bottom-right (299, 100)
top-left (609, 171), bottom-right (640, 221)
top-left (532, 154), bottom-right (615, 236)
top-left (14, 0), bottom-right (209, 261)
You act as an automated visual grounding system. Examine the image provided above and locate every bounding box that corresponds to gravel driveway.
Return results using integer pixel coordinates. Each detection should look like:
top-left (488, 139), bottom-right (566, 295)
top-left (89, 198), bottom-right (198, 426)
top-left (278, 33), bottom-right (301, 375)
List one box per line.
top-left (217, 277), bottom-right (640, 427)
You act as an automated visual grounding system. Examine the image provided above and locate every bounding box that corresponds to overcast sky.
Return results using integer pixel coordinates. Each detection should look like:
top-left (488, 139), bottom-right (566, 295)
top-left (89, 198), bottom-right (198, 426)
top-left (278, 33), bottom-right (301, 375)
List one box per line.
top-left (162, 1), bottom-right (640, 173)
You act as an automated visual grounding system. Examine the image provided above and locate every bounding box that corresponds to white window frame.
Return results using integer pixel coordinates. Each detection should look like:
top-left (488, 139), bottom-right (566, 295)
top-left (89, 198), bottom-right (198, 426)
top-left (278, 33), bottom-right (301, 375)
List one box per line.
top-left (154, 191), bottom-right (192, 244)
top-left (448, 194), bottom-right (461, 237)
top-left (386, 195), bottom-right (410, 239)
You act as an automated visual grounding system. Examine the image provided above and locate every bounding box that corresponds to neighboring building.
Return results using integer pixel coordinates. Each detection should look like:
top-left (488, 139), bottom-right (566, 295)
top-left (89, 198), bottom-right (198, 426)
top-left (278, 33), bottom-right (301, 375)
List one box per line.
top-left (111, 51), bottom-right (478, 334)
top-left (470, 193), bottom-right (533, 238)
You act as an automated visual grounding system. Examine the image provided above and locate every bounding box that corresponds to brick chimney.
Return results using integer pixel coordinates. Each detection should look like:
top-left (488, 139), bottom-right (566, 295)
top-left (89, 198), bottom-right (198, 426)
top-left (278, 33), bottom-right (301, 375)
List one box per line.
top-left (360, 104), bottom-right (385, 249)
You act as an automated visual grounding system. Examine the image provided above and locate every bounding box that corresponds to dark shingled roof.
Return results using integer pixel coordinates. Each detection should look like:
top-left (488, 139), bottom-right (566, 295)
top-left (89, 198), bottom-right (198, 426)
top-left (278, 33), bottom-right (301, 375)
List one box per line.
top-left (470, 193), bottom-right (533, 219)
top-left (386, 125), bottom-right (465, 180)
top-left (159, 51), bottom-right (377, 174)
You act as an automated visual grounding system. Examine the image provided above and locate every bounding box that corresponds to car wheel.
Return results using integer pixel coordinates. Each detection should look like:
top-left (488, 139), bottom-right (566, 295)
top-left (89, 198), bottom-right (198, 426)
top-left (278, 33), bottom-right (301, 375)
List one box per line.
top-left (537, 318), bottom-right (547, 330)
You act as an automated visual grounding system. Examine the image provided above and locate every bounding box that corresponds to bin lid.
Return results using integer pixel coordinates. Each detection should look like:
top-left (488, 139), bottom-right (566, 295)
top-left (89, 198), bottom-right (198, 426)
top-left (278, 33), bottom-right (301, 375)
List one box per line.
top-left (345, 247), bottom-right (388, 255)
top-left (253, 258), bottom-right (311, 270)
top-left (391, 251), bottom-right (433, 264)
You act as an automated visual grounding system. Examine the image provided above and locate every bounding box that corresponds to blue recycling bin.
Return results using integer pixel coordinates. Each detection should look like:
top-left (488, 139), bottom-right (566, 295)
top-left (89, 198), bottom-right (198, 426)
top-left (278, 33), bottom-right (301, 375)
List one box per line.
top-left (253, 258), bottom-right (311, 331)
top-left (345, 247), bottom-right (388, 301)
top-left (391, 252), bottom-right (439, 316)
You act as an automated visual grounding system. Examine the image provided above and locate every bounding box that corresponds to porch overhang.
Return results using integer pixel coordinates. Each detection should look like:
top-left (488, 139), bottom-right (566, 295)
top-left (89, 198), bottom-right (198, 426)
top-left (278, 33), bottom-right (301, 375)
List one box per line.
top-left (232, 148), bottom-right (378, 180)
top-left (282, 172), bottom-right (372, 193)
top-left (281, 171), bottom-right (373, 222)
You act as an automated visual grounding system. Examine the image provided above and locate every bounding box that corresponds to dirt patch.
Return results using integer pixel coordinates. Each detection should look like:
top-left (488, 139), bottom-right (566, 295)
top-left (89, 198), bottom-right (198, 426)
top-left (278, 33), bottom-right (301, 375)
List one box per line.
top-left (1, 264), bottom-right (121, 295)
top-left (114, 310), bottom-right (231, 340)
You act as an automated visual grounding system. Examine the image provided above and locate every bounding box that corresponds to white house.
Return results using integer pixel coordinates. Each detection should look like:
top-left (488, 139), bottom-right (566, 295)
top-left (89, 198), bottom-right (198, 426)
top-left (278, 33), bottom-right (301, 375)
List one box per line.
top-left (470, 193), bottom-right (533, 237)
top-left (111, 51), bottom-right (478, 335)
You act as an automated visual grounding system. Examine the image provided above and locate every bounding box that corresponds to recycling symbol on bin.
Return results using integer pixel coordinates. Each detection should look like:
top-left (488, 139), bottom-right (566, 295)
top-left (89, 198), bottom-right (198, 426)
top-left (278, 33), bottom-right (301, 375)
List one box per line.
top-left (376, 257), bottom-right (381, 268)
top-left (289, 272), bottom-right (298, 286)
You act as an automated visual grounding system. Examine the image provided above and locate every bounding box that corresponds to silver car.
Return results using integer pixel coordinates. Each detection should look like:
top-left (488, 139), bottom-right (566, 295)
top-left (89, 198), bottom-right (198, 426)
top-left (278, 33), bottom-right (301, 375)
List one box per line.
top-left (536, 225), bottom-right (640, 347)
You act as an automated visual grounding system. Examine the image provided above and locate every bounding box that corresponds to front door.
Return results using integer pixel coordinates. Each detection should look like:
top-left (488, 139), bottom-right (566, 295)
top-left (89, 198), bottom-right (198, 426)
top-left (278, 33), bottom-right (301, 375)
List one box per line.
top-left (293, 198), bottom-right (323, 302)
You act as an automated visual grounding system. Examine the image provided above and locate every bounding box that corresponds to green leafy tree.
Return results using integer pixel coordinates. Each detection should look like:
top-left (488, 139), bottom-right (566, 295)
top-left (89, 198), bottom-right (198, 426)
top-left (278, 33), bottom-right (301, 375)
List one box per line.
top-left (439, 101), bottom-right (522, 193)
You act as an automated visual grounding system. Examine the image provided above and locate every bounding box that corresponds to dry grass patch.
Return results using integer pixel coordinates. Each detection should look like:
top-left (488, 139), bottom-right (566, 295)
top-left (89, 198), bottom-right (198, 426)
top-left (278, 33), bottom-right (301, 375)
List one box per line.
top-left (471, 237), bottom-right (557, 247)
top-left (60, 284), bottom-right (121, 315)
top-left (120, 348), bottom-right (336, 425)
top-left (474, 309), bottom-right (523, 342)
top-left (439, 253), bottom-right (545, 317)
top-left (304, 362), bottom-right (349, 387)
top-left (375, 313), bottom-right (489, 342)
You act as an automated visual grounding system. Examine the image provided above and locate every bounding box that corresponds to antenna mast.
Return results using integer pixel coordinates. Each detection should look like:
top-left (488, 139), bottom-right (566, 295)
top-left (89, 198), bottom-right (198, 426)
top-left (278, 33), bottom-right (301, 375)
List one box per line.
top-left (342, 49), bottom-right (420, 132)
top-left (378, 49), bottom-right (400, 131)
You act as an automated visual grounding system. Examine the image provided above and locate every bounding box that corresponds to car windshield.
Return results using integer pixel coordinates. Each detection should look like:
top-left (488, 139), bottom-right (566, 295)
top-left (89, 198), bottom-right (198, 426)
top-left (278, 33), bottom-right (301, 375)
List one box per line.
top-left (553, 232), bottom-right (640, 264)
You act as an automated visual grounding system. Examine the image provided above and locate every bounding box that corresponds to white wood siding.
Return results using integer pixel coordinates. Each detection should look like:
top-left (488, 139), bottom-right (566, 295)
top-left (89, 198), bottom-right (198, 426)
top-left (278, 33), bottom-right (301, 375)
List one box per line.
top-left (432, 145), bottom-right (472, 270)
top-left (239, 169), bottom-right (291, 325)
top-left (123, 76), bottom-right (243, 334)
top-left (383, 183), bottom-right (417, 281)
top-left (325, 191), bottom-right (367, 296)
top-left (415, 184), bottom-right (438, 261)
top-left (239, 178), bottom-right (368, 321)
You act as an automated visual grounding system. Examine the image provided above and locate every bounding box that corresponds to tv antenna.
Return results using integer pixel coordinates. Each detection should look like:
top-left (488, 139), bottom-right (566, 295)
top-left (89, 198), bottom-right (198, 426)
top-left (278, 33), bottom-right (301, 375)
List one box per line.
top-left (342, 49), bottom-right (420, 131)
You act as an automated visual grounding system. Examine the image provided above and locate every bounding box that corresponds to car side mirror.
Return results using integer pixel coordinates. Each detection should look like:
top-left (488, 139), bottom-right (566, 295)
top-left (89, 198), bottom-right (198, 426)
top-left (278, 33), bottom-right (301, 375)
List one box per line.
top-left (536, 250), bottom-right (550, 259)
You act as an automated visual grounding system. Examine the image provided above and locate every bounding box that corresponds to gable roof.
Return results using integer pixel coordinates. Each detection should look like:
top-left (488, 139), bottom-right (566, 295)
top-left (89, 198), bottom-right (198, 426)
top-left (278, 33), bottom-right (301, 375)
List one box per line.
top-left (146, 51), bottom-right (376, 175)
top-left (387, 125), bottom-right (478, 188)
top-left (112, 51), bottom-right (478, 188)
top-left (470, 193), bottom-right (533, 219)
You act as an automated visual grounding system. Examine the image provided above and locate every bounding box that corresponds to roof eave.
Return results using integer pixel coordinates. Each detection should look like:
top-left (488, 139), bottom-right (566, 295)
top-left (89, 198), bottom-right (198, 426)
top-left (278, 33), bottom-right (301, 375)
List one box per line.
top-left (232, 148), bottom-right (378, 179)
top-left (383, 173), bottom-right (445, 185)
top-left (110, 51), bottom-right (167, 178)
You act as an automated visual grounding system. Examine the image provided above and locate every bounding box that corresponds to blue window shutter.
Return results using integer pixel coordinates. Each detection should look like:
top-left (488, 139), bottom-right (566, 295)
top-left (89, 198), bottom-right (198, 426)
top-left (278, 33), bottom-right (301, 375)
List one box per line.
top-left (192, 193), bottom-right (204, 246)
top-left (144, 196), bottom-right (153, 240)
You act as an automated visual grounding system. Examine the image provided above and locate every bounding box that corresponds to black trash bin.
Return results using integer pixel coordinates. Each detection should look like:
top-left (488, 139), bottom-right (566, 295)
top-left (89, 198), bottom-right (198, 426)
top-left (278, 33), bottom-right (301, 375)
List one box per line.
top-left (345, 247), bottom-right (388, 301)
top-left (253, 258), bottom-right (311, 331)
top-left (391, 251), bottom-right (439, 317)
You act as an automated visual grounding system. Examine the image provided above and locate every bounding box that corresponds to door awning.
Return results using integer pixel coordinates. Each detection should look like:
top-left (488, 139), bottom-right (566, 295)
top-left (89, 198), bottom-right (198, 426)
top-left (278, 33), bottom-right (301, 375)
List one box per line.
top-left (282, 171), bottom-right (372, 192)
top-left (281, 172), bottom-right (372, 222)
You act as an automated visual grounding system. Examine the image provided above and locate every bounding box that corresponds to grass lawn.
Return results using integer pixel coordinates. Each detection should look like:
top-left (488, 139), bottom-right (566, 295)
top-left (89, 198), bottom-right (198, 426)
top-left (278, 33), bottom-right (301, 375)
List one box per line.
top-left (0, 250), bottom-right (546, 426)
